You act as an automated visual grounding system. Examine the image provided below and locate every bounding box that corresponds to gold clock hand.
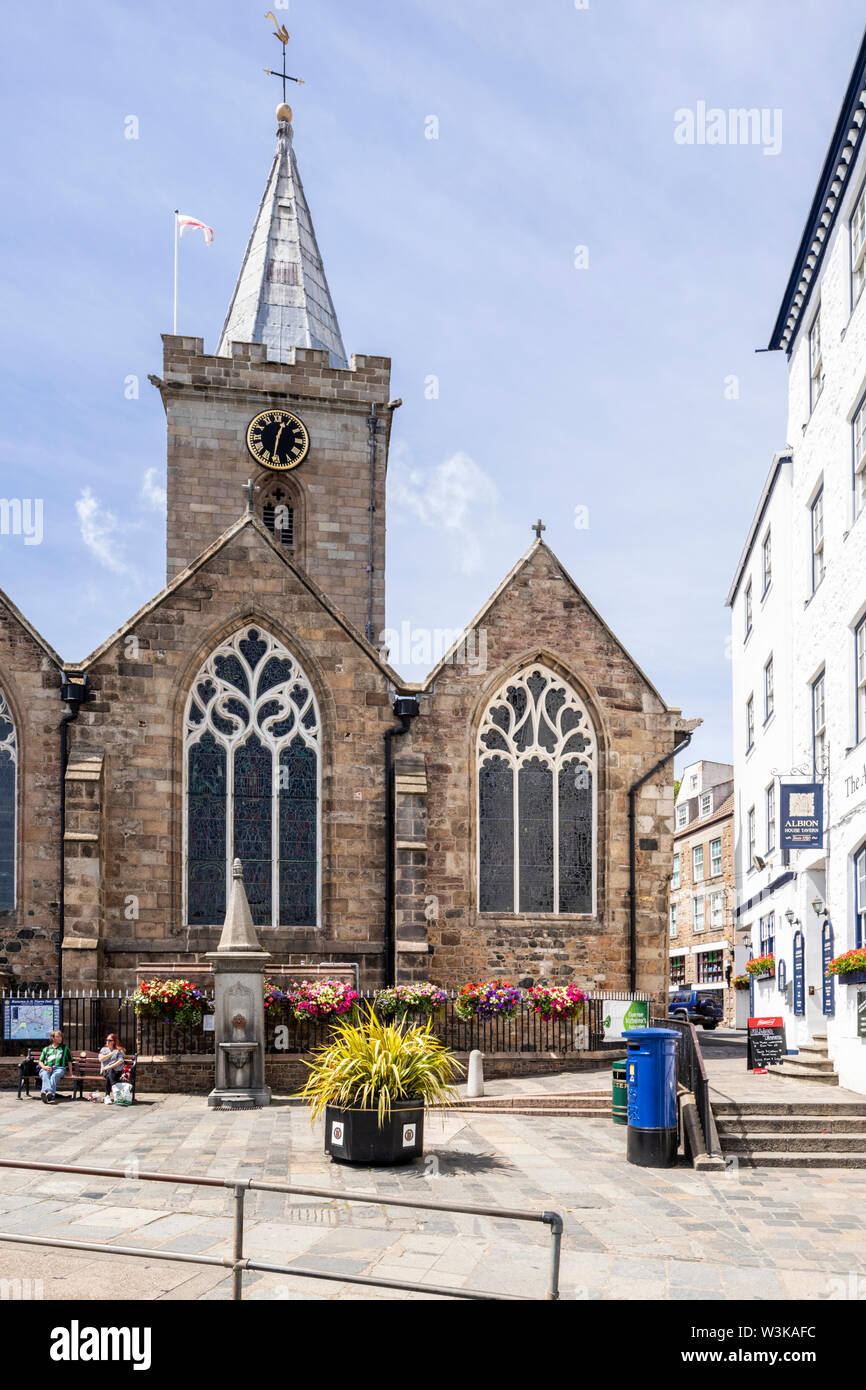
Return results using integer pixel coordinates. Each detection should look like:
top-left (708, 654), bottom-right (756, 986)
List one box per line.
top-left (273, 423), bottom-right (285, 456)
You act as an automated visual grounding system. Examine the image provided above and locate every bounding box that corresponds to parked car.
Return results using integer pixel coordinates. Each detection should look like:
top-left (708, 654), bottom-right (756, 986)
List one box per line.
top-left (668, 990), bottom-right (722, 1030)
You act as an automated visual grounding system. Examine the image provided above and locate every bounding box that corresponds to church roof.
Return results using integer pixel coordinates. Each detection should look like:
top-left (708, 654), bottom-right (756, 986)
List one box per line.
top-left (420, 539), bottom-right (690, 717)
top-left (73, 510), bottom-right (404, 685)
top-left (0, 584), bottom-right (64, 669)
top-left (217, 117), bottom-right (348, 368)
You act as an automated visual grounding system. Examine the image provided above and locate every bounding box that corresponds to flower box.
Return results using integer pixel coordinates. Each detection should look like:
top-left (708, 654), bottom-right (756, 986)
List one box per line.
top-left (375, 983), bottom-right (447, 1021)
top-left (454, 980), bottom-right (522, 1021)
top-left (826, 950), bottom-right (866, 984)
top-left (745, 954), bottom-right (775, 980)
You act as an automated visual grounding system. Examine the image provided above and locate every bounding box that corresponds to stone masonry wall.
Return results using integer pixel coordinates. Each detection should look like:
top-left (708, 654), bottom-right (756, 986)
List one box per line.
top-left (0, 602), bottom-right (63, 987)
top-left (387, 546), bottom-right (687, 1005)
top-left (59, 521), bottom-right (395, 992)
top-left (157, 337), bottom-right (392, 640)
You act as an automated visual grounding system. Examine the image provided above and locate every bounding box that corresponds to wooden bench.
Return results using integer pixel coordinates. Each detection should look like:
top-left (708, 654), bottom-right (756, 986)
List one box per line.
top-left (18, 1049), bottom-right (138, 1102)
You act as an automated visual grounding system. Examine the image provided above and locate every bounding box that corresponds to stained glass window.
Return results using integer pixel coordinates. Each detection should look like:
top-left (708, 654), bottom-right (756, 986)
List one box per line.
top-left (477, 665), bottom-right (596, 914)
top-left (184, 626), bottom-right (320, 926)
top-left (479, 757), bottom-right (514, 912)
top-left (0, 690), bottom-right (17, 911)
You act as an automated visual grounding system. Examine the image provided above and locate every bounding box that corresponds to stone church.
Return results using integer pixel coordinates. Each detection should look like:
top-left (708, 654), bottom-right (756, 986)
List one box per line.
top-left (0, 104), bottom-right (696, 999)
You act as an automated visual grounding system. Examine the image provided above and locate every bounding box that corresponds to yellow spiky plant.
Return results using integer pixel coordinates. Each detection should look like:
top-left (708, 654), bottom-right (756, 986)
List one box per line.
top-left (294, 1005), bottom-right (463, 1127)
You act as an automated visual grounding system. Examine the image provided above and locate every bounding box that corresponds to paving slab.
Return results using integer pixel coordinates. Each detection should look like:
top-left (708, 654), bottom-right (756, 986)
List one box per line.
top-left (1, 1076), bottom-right (865, 1301)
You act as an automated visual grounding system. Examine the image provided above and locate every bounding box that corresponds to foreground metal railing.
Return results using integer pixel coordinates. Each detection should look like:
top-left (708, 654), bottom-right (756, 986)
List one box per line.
top-left (652, 1015), bottom-right (721, 1158)
top-left (0, 1158), bottom-right (562, 1301)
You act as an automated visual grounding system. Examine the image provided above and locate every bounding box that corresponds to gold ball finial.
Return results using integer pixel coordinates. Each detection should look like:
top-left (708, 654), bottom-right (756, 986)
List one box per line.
top-left (276, 102), bottom-right (293, 123)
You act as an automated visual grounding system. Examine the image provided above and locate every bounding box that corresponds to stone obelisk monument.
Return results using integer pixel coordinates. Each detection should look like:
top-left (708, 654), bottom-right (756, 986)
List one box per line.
top-left (206, 858), bottom-right (272, 1109)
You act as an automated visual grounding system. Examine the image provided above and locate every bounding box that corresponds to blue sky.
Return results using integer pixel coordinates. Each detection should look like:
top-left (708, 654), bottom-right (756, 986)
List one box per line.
top-left (0, 0), bottom-right (863, 771)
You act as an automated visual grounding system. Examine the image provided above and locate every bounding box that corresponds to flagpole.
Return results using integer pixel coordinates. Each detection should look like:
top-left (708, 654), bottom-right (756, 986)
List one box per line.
top-left (173, 209), bottom-right (179, 334)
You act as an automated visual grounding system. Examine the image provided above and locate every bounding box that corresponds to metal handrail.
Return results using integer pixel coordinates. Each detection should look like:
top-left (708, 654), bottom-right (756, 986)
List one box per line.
top-left (0, 1158), bottom-right (563, 1301)
top-left (652, 1015), bottom-right (722, 1158)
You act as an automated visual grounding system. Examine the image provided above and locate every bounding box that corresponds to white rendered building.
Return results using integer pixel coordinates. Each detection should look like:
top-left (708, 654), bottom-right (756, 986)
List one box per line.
top-left (727, 33), bottom-right (866, 1092)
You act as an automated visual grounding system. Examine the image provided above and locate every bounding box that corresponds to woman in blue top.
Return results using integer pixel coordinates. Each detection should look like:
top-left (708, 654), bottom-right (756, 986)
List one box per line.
top-left (38, 1031), bottom-right (71, 1103)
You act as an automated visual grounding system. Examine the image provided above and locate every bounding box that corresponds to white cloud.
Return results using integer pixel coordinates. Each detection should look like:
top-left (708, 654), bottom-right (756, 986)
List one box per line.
top-left (140, 467), bottom-right (167, 513)
top-left (75, 487), bottom-right (137, 578)
top-left (389, 450), bottom-right (500, 574)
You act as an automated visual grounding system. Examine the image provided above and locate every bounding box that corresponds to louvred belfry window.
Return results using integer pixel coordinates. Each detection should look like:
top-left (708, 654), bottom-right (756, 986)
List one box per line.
top-left (477, 665), bottom-right (596, 915)
top-left (0, 689), bottom-right (17, 911)
top-left (261, 483), bottom-right (295, 550)
top-left (184, 626), bottom-right (320, 927)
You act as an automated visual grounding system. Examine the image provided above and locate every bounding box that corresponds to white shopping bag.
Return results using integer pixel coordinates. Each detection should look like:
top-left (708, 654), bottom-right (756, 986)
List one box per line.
top-left (111, 1082), bottom-right (133, 1106)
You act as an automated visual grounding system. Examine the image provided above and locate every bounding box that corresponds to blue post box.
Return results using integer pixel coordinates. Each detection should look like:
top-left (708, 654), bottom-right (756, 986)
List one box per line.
top-left (622, 1027), bottom-right (679, 1167)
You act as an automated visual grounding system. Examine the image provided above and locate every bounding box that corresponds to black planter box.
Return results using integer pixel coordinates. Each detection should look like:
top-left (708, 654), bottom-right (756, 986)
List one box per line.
top-left (324, 1101), bottom-right (424, 1164)
top-left (836, 968), bottom-right (866, 985)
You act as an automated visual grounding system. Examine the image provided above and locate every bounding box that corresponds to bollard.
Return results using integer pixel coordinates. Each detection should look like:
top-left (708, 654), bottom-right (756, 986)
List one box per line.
top-left (466, 1049), bottom-right (484, 1098)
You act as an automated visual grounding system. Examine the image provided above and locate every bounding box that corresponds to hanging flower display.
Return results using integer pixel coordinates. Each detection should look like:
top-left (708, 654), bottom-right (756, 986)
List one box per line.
top-left (525, 984), bottom-right (586, 1020)
top-left (290, 979), bottom-right (359, 1021)
top-left (375, 983), bottom-right (447, 1019)
top-left (454, 981), bottom-right (522, 1021)
top-left (745, 954), bottom-right (775, 978)
top-left (826, 948), bottom-right (866, 978)
top-left (132, 979), bottom-right (210, 1028)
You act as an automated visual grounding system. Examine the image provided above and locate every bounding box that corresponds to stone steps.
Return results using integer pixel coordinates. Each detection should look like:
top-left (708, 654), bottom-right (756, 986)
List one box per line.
top-left (717, 1113), bottom-right (866, 1134)
top-left (441, 1091), bottom-right (612, 1118)
top-left (455, 1106), bottom-right (612, 1119)
top-left (714, 1090), bottom-right (866, 1166)
top-left (719, 1131), bottom-right (866, 1153)
top-left (774, 1059), bottom-right (839, 1084)
top-left (772, 1035), bottom-right (841, 1084)
top-left (714, 1100), bottom-right (866, 1115)
top-left (724, 1151), bottom-right (866, 1169)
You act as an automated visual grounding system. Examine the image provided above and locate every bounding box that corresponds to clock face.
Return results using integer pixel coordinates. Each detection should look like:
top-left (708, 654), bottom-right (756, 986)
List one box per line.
top-left (246, 409), bottom-right (310, 472)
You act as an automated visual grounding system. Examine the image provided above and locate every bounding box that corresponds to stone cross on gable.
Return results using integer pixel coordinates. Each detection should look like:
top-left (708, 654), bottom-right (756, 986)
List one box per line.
top-left (532, 519), bottom-right (546, 541)
top-left (244, 479), bottom-right (259, 512)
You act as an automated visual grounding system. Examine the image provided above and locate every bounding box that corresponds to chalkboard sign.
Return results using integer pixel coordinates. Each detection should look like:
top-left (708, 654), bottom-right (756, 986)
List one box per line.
top-left (858, 991), bottom-right (866, 1040)
top-left (747, 1015), bottom-right (787, 1070)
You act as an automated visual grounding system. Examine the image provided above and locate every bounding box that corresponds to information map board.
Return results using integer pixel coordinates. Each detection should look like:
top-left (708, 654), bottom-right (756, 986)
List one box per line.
top-left (2, 998), bottom-right (61, 1042)
top-left (747, 1015), bottom-right (787, 1071)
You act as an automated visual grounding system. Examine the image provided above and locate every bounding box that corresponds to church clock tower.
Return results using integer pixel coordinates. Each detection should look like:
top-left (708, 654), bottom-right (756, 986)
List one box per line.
top-left (152, 97), bottom-right (393, 642)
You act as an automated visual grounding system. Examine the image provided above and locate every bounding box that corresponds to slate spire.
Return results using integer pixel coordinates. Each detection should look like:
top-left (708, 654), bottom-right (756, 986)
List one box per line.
top-left (217, 113), bottom-right (348, 368)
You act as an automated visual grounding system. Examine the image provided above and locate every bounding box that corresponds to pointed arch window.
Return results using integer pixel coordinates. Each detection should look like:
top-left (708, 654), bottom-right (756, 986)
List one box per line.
top-left (184, 626), bottom-right (320, 928)
top-left (477, 665), bottom-right (597, 915)
top-left (0, 689), bottom-right (17, 911)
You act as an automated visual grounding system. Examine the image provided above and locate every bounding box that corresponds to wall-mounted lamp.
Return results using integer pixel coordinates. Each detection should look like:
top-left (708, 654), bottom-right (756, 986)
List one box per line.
top-left (811, 898), bottom-right (825, 917)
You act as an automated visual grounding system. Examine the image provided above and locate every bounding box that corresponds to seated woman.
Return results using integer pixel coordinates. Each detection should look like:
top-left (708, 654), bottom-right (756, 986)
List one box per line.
top-left (98, 1033), bottom-right (126, 1098)
top-left (38, 1031), bottom-right (71, 1103)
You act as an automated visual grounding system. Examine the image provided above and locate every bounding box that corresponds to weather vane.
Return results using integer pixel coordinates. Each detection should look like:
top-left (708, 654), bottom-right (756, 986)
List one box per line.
top-left (263, 12), bottom-right (305, 105)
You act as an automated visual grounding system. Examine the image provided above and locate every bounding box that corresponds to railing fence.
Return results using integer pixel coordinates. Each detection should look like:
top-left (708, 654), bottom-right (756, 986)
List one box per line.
top-left (1, 987), bottom-right (648, 1058)
top-left (652, 1013), bottom-right (719, 1156)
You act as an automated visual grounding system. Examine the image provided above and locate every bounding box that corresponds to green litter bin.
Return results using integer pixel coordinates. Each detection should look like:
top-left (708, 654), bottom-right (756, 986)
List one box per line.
top-left (612, 1060), bottom-right (628, 1126)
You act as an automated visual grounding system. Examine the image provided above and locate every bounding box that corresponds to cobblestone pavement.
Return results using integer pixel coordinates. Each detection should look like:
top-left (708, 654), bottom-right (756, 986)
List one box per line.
top-left (1, 1081), bottom-right (865, 1301)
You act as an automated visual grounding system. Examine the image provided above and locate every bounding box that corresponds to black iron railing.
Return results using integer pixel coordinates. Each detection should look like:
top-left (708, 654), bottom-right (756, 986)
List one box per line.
top-left (652, 1014), bottom-right (718, 1156)
top-left (1, 988), bottom-right (644, 1059)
